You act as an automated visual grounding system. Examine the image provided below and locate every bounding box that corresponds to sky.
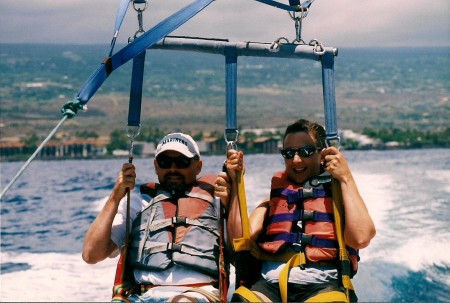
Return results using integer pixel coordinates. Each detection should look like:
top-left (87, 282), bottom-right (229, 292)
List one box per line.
top-left (0, 0), bottom-right (449, 48)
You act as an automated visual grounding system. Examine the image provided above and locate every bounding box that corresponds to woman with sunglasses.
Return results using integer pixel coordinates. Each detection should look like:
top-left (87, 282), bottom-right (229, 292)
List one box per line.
top-left (83, 132), bottom-right (227, 302)
top-left (216, 119), bottom-right (376, 302)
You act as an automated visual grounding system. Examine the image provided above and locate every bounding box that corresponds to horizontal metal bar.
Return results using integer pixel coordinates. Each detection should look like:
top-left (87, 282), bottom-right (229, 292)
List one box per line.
top-left (150, 36), bottom-right (337, 60)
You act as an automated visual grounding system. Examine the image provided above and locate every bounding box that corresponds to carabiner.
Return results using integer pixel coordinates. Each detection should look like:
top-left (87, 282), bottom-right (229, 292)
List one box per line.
top-left (309, 39), bottom-right (325, 55)
top-left (269, 37), bottom-right (290, 52)
top-left (224, 129), bottom-right (239, 151)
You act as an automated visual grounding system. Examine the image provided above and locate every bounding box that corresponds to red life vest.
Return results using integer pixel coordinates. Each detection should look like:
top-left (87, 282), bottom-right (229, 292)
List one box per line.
top-left (258, 171), bottom-right (359, 273)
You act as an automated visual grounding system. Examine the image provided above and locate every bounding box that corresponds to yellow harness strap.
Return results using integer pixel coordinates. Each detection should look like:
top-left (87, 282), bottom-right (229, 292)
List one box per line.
top-left (278, 252), bottom-right (306, 303)
top-left (331, 178), bottom-right (355, 296)
top-left (305, 290), bottom-right (349, 302)
top-left (234, 286), bottom-right (271, 302)
top-left (236, 171), bottom-right (251, 239)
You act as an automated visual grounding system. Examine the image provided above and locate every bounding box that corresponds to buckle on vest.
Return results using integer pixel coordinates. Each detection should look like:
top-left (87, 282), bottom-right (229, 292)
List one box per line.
top-left (300, 187), bottom-right (313, 199)
top-left (301, 234), bottom-right (312, 245)
top-left (172, 217), bottom-right (187, 225)
top-left (302, 210), bottom-right (314, 221)
top-left (292, 242), bottom-right (302, 253)
top-left (167, 243), bottom-right (182, 252)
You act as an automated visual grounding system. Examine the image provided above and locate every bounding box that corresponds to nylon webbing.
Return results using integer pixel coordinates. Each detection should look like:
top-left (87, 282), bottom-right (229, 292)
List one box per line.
top-left (254, 0), bottom-right (302, 11)
top-left (75, 0), bottom-right (214, 106)
top-left (331, 178), bottom-right (354, 301)
top-left (321, 51), bottom-right (339, 144)
top-left (109, 0), bottom-right (132, 56)
top-left (279, 252), bottom-right (307, 303)
top-left (236, 171), bottom-right (251, 239)
top-left (225, 45), bottom-right (238, 134)
top-left (127, 51), bottom-right (146, 127)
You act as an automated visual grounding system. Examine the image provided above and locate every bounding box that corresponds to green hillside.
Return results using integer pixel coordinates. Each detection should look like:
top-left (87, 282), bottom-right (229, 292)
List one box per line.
top-left (1, 44), bottom-right (449, 140)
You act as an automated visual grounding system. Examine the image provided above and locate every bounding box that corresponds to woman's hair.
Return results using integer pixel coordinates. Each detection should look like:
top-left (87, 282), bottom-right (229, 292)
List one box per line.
top-left (283, 119), bottom-right (326, 148)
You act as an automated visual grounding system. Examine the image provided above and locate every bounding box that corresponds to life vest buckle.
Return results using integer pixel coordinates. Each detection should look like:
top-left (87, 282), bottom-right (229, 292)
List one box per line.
top-left (167, 243), bottom-right (183, 252)
top-left (301, 210), bottom-right (315, 221)
top-left (299, 187), bottom-right (313, 199)
top-left (292, 242), bottom-right (302, 253)
top-left (172, 216), bottom-right (187, 225)
top-left (301, 233), bottom-right (312, 245)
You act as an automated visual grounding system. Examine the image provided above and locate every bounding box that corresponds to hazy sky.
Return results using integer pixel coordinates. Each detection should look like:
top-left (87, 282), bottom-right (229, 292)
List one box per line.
top-left (0, 0), bottom-right (449, 48)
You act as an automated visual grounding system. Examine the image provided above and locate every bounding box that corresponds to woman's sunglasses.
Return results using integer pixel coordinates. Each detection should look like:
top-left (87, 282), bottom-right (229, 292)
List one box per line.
top-left (156, 155), bottom-right (198, 169)
top-left (280, 146), bottom-right (322, 159)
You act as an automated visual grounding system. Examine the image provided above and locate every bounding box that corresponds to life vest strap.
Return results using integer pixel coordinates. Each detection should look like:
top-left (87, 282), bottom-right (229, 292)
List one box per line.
top-left (134, 216), bottom-right (219, 237)
top-left (271, 187), bottom-right (330, 202)
top-left (135, 241), bottom-right (217, 259)
top-left (267, 209), bottom-right (334, 224)
top-left (267, 232), bottom-right (338, 249)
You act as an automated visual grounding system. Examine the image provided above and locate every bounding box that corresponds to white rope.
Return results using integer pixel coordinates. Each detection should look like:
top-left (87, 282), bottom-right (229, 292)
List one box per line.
top-left (0, 115), bottom-right (68, 200)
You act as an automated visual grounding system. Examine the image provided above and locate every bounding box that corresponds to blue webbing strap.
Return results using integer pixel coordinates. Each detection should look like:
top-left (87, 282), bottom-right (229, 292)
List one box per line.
top-left (127, 51), bottom-right (146, 127)
top-left (109, 0), bottom-right (132, 56)
top-left (321, 51), bottom-right (339, 145)
top-left (75, 0), bottom-right (214, 106)
top-left (224, 45), bottom-right (238, 135)
top-left (254, 0), bottom-right (313, 12)
top-left (254, 0), bottom-right (300, 11)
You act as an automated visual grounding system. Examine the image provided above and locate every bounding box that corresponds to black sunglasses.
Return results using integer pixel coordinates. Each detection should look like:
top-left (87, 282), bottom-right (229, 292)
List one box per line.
top-left (280, 146), bottom-right (322, 159)
top-left (156, 155), bottom-right (198, 169)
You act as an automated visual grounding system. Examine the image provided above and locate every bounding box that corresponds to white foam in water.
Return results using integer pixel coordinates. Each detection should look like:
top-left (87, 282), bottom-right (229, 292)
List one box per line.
top-left (388, 236), bottom-right (450, 272)
top-left (349, 172), bottom-right (395, 261)
top-left (0, 251), bottom-right (237, 302)
top-left (1, 251), bottom-right (117, 301)
top-left (353, 172), bottom-right (394, 229)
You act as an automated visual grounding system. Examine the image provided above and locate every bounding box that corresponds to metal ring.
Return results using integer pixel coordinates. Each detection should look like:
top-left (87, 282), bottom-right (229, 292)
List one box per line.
top-left (326, 137), bottom-right (341, 148)
top-left (126, 124), bottom-right (141, 140)
top-left (132, 1), bottom-right (148, 12)
top-left (224, 129), bottom-right (239, 151)
top-left (269, 37), bottom-right (290, 52)
top-left (309, 39), bottom-right (325, 55)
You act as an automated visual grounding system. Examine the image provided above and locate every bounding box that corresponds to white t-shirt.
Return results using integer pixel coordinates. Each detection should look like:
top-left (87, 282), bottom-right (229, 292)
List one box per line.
top-left (110, 189), bottom-right (217, 285)
top-left (261, 260), bottom-right (339, 285)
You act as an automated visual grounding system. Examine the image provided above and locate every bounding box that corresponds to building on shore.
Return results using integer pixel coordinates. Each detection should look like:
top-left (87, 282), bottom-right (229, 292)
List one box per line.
top-left (1, 129), bottom-right (385, 160)
top-left (0, 137), bottom-right (110, 160)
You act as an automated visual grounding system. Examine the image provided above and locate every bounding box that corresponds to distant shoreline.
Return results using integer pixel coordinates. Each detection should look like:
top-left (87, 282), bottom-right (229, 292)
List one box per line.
top-left (2, 146), bottom-right (449, 163)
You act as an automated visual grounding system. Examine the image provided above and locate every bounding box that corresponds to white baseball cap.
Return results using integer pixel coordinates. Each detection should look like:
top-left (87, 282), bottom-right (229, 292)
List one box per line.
top-left (155, 133), bottom-right (200, 158)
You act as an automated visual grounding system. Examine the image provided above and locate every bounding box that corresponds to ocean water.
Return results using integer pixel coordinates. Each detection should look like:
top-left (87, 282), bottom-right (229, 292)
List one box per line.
top-left (1, 149), bottom-right (450, 302)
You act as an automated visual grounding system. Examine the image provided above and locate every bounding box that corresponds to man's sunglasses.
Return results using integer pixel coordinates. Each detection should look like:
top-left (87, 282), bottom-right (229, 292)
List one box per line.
top-left (156, 155), bottom-right (198, 169)
top-left (280, 146), bottom-right (322, 159)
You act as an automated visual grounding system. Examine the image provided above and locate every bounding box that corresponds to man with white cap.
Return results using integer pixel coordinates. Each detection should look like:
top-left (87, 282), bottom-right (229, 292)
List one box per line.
top-left (82, 133), bottom-right (227, 302)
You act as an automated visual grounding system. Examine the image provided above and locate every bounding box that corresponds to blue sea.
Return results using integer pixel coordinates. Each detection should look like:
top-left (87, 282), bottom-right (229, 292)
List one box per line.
top-left (1, 149), bottom-right (449, 302)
